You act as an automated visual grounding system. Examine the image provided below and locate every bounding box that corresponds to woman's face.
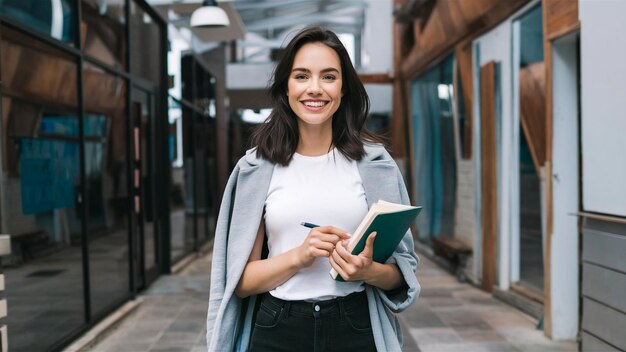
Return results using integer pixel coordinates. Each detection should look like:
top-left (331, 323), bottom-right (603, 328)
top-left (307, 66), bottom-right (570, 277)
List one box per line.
top-left (287, 42), bottom-right (343, 129)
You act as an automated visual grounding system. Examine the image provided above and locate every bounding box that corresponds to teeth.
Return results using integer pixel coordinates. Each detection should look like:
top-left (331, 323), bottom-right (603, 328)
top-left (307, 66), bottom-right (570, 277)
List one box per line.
top-left (303, 101), bottom-right (327, 107)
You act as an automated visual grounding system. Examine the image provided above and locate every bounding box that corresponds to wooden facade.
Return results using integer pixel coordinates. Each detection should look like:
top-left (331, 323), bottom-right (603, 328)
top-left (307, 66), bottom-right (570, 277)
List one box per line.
top-left (479, 61), bottom-right (497, 293)
top-left (394, 0), bottom-right (581, 338)
top-left (520, 62), bottom-right (546, 175)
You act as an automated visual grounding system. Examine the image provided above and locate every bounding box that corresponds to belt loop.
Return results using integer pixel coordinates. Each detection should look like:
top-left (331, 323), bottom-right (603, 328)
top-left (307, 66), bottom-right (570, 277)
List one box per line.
top-left (284, 301), bottom-right (291, 317)
top-left (337, 296), bottom-right (346, 317)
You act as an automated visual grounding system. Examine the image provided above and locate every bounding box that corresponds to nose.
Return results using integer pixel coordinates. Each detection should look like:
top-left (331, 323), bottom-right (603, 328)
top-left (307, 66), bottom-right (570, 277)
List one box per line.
top-left (306, 79), bottom-right (322, 95)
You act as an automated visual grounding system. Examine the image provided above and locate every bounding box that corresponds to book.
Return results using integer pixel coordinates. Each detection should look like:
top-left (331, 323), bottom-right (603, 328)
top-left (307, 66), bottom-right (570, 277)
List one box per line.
top-left (330, 200), bottom-right (422, 281)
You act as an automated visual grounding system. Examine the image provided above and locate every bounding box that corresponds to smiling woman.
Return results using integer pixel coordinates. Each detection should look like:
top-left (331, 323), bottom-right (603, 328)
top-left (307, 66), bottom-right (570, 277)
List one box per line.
top-left (250, 26), bottom-right (377, 166)
top-left (206, 26), bottom-right (420, 352)
top-left (287, 42), bottom-right (343, 155)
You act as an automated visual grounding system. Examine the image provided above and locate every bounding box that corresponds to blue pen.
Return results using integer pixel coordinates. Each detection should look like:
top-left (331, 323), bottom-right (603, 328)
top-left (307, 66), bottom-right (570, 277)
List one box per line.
top-left (300, 222), bottom-right (320, 229)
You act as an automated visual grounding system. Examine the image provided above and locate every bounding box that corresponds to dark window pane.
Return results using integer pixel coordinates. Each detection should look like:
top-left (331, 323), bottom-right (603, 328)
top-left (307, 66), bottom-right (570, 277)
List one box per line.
top-left (131, 87), bottom-right (158, 277)
top-left (1, 30), bottom-right (84, 352)
top-left (170, 98), bottom-right (195, 261)
top-left (83, 63), bottom-right (130, 315)
top-left (0, 0), bottom-right (75, 43)
top-left (129, 1), bottom-right (162, 85)
top-left (0, 26), bottom-right (78, 110)
top-left (81, 0), bottom-right (127, 70)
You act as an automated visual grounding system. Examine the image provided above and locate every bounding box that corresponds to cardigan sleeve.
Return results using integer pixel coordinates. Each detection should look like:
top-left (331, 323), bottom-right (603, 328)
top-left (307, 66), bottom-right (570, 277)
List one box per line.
top-left (375, 167), bottom-right (420, 313)
top-left (206, 165), bottom-right (240, 348)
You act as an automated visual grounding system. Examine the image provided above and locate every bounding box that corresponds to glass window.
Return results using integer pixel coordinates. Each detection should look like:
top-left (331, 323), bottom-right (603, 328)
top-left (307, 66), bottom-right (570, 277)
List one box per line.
top-left (167, 26), bottom-right (191, 100)
top-left (410, 54), bottom-right (457, 242)
top-left (83, 62), bottom-right (130, 315)
top-left (517, 5), bottom-right (545, 293)
top-left (0, 0), bottom-right (75, 44)
top-left (129, 1), bottom-right (162, 85)
top-left (181, 55), bottom-right (216, 116)
top-left (0, 29), bottom-right (84, 351)
top-left (169, 98), bottom-right (195, 261)
top-left (81, 0), bottom-right (127, 69)
top-left (131, 87), bottom-right (158, 282)
top-left (0, 26), bottom-right (78, 108)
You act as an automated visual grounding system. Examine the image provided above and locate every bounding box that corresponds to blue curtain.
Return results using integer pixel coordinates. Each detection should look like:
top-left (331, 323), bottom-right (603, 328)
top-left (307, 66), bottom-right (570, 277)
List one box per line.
top-left (411, 53), bottom-right (459, 242)
top-left (411, 68), bottom-right (444, 242)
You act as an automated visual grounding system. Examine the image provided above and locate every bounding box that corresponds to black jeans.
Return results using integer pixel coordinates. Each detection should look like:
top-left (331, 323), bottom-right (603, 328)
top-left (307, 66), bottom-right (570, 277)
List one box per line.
top-left (249, 291), bottom-right (376, 352)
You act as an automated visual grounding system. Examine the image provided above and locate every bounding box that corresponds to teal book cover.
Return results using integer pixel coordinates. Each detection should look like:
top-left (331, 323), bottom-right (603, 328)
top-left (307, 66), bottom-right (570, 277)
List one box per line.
top-left (331, 201), bottom-right (421, 281)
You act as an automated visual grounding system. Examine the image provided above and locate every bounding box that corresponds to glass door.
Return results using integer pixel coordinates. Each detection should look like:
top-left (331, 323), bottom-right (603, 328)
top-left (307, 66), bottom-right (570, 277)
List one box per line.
top-left (512, 5), bottom-right (546, 295)
top-left (131, 86), bottom-right (159, 289)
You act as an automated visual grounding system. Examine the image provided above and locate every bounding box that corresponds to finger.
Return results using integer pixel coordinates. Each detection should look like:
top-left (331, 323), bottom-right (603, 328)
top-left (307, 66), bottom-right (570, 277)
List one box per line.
top-left (331, 244), bottom-right (350, 268)
top-left (360, 232), bottom-right (377, 258)
top-left (329, 255), bottom-right (350, 281)
top-left (315, 233), bottom-right (345, 245)
top-left (335, 240), bottom-right (357, 263)
top-left (311, 240), bottom-right (335, 253)
top-left (311, 248), bottom-right (331, 257)
top-left (317, 226), bottom-right (351, 240)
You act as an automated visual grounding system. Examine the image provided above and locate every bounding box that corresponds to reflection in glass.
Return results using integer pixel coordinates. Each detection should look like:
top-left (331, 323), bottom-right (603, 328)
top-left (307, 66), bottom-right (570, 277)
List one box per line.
top-left (410, 54), bottom-right (457, 241)
top-left (83, 62), bottom-right (130, 316)
top-left (81, 0), bottom-right (127, 69)
top-left (169, 98), bottom-right (194, 261)
top-left (518, 5), bottom-right (544, 292)
top-left (0, 26), bottom-right (78, 108)
top-left (129, 1), bottom-right (162, 85)
top-left (0, 0), bottom-right (74, 43)
top-left (1, 32), bottom-right (83, 351)
top-left (132, 88), bottom-right (157, 280)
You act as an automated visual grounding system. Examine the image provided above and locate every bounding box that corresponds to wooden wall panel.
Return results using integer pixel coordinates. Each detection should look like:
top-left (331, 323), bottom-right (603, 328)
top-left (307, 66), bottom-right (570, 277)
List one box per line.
top-left (455, 41), bottom-right (473, 159)
top-left (480, 61), bottom-right (497, 293)
top-left (519, 62), bottom-right (546, 174)
top-left (544, 0), bottom-right (579, 40)
top-left (401, 0), bottom-right (530, 79)
top-left (358, 73), bottom-right (393, 84)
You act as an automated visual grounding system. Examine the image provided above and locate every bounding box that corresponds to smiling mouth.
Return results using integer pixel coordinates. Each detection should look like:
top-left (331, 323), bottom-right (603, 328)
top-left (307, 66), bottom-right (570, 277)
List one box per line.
top-left (302, 101), bottom-right (328, 108)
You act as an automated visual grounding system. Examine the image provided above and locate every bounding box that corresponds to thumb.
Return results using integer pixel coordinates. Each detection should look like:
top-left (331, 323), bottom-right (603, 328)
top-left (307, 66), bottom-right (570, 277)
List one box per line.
top-left (361, 231), bottom-right (377, 258)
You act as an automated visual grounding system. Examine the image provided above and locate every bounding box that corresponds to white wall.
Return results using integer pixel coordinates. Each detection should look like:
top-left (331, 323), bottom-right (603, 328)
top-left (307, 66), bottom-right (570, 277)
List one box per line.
top-left (226, 63), bottom-right (275, 90)
top-left (550, 33), bottom-right (580, 340)
top-left (580, 0), bottom-right (626, 217)
top-left (365, 85), bottom-right (392, 114)
top-left (455, 159), bottom-right (477, 282)
top-left (361, 0), bottom-right (393, 74)
top-left (362, 0), bottom-right (393, 114)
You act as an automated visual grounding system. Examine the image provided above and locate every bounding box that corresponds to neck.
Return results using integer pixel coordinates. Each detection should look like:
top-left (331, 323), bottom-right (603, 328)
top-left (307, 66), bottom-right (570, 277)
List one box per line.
top-left (297, 123), bottom-right (333, 156)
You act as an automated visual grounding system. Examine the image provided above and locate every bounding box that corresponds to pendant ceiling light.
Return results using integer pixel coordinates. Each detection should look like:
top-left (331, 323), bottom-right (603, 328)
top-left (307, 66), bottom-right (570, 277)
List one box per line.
top-left (190, 0), bottom-right (230, 28)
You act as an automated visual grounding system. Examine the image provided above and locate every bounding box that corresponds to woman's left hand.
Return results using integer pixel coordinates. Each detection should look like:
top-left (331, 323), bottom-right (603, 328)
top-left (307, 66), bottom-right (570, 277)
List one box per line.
top-left (329, 232), bottom-right (377, 281)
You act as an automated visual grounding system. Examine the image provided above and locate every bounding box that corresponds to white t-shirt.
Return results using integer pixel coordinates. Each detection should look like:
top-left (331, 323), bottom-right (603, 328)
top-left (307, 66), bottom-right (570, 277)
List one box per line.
top-left (264, 149), bottom-right (369, 301)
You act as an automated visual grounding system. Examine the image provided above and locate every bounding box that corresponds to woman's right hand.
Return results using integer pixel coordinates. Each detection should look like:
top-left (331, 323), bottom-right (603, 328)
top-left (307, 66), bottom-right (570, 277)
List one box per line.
top-left (295, 226), bottom-right (351, 268)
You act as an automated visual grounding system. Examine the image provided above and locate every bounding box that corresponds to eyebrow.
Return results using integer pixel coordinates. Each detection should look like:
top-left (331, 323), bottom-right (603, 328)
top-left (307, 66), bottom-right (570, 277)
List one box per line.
top-left (291, 67), bottom-right (340, 74)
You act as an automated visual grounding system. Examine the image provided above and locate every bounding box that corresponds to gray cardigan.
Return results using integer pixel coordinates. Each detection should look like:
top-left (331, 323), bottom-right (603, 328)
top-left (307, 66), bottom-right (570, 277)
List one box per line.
top-left (206, 144), bottom-right (420, 351)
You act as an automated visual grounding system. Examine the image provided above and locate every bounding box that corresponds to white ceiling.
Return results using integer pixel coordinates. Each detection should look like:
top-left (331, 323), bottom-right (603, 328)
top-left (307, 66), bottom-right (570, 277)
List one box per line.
top-left (148, 0), bottom-right (368, 48)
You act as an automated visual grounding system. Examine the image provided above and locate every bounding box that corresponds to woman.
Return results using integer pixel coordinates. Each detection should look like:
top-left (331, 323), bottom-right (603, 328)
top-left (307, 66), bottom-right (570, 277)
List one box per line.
top-left (206, 26), bottom-right (419, 351)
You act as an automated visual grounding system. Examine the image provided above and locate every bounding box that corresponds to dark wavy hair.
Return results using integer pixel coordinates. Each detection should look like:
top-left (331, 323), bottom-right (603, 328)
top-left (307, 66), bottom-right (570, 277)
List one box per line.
top-left (250, 26), bottom-right (381, 166)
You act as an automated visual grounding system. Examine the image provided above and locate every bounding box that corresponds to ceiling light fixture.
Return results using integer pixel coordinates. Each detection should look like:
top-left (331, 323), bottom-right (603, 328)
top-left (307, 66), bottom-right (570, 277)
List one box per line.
top-left (190, 0), bottom-right (230, 28)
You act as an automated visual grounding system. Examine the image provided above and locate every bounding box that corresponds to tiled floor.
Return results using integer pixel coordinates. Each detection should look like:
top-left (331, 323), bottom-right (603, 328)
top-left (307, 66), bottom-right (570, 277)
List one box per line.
top-left (82, 251), bottom-right (578, 352)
